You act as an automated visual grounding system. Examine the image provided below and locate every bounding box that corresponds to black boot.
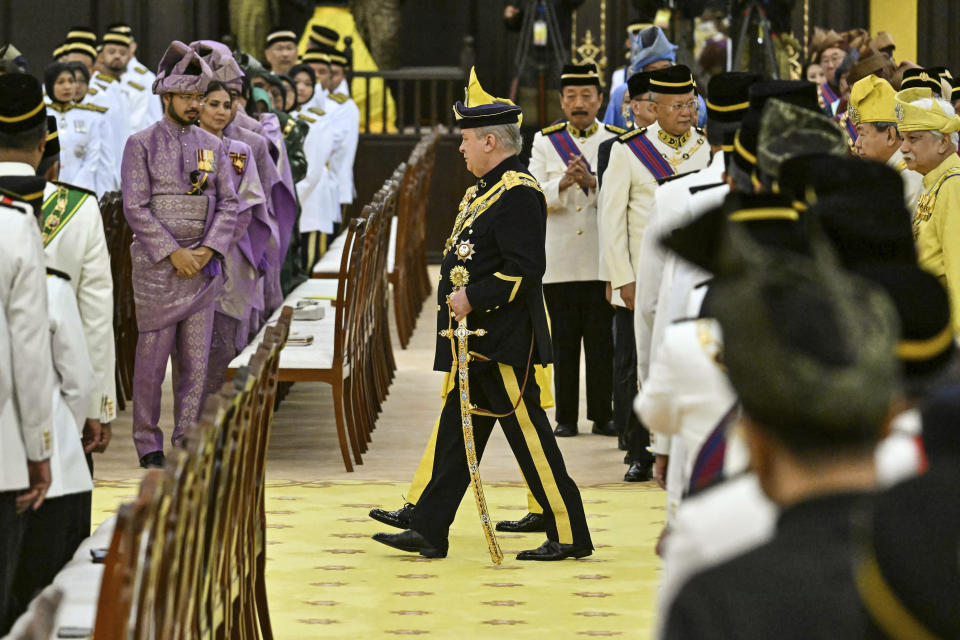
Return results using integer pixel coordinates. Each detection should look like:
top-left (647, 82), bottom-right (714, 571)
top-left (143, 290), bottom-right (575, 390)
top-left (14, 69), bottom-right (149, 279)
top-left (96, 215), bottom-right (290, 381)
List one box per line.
top-left (372, 530), bottom-right (447, 558)
top-left (369, 502), bottom-right (415, 529)
top-left (496, 512), bottom-right (546, 532)
top-left (139, 451), bottom-right (165, 469)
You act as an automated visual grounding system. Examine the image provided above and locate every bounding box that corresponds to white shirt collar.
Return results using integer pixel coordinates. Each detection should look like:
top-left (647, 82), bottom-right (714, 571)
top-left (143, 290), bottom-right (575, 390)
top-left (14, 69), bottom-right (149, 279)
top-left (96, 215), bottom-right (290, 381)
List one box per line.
top-left (0, 162), bottom-right (36, 177)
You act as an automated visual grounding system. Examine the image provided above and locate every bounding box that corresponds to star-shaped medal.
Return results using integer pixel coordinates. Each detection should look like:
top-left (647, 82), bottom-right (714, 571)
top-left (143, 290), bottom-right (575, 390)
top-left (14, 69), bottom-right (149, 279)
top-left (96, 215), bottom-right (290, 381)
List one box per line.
top-left (455, 239), bottom-right (475, 261)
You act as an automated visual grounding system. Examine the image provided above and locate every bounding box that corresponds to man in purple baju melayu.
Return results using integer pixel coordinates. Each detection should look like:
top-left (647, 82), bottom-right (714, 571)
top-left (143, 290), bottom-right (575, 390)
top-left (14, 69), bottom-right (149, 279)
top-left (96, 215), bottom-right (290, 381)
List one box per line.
top-left (121, 41), bottom-right (238, 468)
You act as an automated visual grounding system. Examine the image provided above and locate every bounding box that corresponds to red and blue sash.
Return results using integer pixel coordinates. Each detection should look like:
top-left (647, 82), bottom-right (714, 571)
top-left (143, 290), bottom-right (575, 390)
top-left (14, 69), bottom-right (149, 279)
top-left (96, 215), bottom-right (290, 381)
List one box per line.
top-left (821, 82), bottom-right (839, 108)
top-left (625, 133), bottom-right (675, 181)
top-left (843, 113), bottom-right (858, 143)
top-left (686, 403), bottom-right (739, 498)
top-left (547, 126), bottom-right (592, 194)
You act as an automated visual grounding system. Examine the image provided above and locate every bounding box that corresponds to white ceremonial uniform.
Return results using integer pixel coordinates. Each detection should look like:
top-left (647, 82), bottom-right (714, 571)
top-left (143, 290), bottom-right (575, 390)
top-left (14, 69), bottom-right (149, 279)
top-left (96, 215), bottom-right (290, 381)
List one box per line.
top-left (655, 473), bottom-right (777, 639)
top-left (636, 318), bottom-right (737, 521)
top-left (44, 273), bottom-right (95, 499)
top-left (598, 121), bottom-right (710, 307)
top-left (295, 98), bottom-right (345, 235)
top-left (325, 78), bottom-right (360, 208)
top-left (635, 150), bottom-right (727, 382)
top-left (529, 120), bottom-right (621, 284)
top-left (0, 163), bottom-right (118, 425)
top-left (85, 74), bottom-right (131, 191)
top-left (46, 102), bottom-right (117, 198)
top-left (887, 147), bottom-right (924, 214)
top-left (124, 55), bottom-right (161, 132)
top-left (0, 198), bottom-right (55, 492)
top-left (120, 74), bottom-right (162, 134)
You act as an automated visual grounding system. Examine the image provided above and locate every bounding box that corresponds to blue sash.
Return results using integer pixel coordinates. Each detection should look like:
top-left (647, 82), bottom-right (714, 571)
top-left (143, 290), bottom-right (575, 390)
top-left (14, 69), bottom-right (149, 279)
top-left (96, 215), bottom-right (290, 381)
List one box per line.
top-left (547, 126), bottom-right (592, 195)
top-left (624, 134), bottom-right (675, 181)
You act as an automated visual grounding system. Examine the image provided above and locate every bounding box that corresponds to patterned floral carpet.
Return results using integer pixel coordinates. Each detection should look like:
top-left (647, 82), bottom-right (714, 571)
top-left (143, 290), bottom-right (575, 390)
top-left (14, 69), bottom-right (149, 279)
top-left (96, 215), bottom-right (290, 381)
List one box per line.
top-left (92, 479), bottom-right (663, 638)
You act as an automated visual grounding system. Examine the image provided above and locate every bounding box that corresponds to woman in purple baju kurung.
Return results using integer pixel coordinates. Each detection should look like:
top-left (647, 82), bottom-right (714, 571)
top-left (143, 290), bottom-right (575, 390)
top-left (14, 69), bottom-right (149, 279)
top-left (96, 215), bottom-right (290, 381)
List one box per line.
top-left (120, 42), bottom-right (239, 468)
top-left (197, 81), bottom-right (271, 394)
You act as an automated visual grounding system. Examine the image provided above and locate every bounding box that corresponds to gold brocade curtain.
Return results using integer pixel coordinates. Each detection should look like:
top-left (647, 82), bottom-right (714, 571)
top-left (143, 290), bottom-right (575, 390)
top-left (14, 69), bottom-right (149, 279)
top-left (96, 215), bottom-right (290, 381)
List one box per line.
top-left (230, 0), bottom-right (276, 59)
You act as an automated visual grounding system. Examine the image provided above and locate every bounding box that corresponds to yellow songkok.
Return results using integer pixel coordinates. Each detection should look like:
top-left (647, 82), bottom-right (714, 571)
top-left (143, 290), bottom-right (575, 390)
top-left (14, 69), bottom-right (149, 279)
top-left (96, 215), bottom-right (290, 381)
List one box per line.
top-left (848, 75), bottom-right (897, 125)
top-left (894, 87), bottom-right (960, 134)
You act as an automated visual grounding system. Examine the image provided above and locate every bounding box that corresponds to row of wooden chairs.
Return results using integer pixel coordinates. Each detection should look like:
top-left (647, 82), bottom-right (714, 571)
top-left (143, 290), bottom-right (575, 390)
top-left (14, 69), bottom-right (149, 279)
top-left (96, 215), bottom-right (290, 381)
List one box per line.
top-left (389, 133), bottom-right (439, 348)
top-left (312, 175), bottom-right (400, 470)
top-left (98, 190), bottom-right (137, 410)
top-left (91, 307), bottom-right (293, 640)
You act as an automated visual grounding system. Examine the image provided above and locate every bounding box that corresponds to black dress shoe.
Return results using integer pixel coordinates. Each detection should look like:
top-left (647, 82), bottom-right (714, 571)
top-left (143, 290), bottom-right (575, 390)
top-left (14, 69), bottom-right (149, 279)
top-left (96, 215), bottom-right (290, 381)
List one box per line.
top-left (516, 539), bottom-right (592, 561)
top-left (554, 423), bottom-right (578, 437)
top-left (496, 512), bottom-right (546, 532)
top-left (591, 420), bottom-right (618, 436)
top-left (369, 502), bottom-right (415, 529)
top-left (139, 451), bottom-right (165, 469)
top-left (372, 529), bottom-right (447, 558)
top-left (624, 460), bottom-right (653, 482)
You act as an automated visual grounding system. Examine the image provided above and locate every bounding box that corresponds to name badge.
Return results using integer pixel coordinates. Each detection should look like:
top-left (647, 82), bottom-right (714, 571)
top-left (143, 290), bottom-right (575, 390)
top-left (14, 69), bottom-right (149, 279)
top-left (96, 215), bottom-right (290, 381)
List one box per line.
top-left (197, 149), bottom-right (214, 172)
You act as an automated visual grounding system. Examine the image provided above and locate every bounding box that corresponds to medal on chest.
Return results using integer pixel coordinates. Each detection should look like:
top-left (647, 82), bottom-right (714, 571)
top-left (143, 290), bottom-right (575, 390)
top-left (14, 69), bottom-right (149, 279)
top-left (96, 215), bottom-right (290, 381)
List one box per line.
top-left (73, 119), bottom-right (88, 134)
top-left (455, 239), bottom-right (475, 261)
top-left (197, 148), bottom-right (214, 172)
top-left (229, 151), bottom-right (247, 175)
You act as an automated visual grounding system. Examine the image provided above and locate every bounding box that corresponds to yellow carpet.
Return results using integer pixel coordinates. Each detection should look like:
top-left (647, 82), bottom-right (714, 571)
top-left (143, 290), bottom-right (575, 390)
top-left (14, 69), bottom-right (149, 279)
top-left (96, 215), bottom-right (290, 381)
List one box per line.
top-left (92, 480), bottom-right (663, 638)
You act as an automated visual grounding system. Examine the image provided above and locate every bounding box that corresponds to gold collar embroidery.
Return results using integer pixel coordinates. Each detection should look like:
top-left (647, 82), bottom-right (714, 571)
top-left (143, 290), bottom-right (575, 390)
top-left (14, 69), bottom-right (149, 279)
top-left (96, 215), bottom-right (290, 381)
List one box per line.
top-left (48, 102), bottom-right (74, 113)
top-left (567, 121), bottom-right (599, 139)
top-left (658, 128), bottom-right (691, 150)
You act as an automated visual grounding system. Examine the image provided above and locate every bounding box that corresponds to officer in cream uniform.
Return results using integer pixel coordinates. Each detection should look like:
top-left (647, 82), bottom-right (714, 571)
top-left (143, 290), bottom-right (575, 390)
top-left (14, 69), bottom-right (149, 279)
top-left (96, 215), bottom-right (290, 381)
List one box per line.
top-left (598, 64), bottom-right (710, 477)
top-left (529, 62), bottom-right (623, 438)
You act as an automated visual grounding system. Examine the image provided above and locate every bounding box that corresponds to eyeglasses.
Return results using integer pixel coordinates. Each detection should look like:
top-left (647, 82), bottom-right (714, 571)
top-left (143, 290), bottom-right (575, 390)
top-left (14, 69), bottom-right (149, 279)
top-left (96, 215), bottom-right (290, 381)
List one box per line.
top-left (175, 93), bottom-right (205, 104)
top-left (656, 99), bottom-right (699, 113)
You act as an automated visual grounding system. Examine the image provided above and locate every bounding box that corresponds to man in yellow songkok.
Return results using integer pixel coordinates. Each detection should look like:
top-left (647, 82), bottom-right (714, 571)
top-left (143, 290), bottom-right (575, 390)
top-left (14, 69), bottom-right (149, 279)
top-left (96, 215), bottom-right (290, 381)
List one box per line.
top-left (896, 86), bottom-right (960, 331)
top-left (849, 75), bottom-right (923, 212)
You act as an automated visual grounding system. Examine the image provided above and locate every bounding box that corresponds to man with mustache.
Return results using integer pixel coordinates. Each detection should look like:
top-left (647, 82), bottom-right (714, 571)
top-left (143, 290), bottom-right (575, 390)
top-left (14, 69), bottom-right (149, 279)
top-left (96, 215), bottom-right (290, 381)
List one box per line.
top-left (528, 63), bottom-right (623, 439)
top-left (120, 41), bottom-right (238, 468)
top-left (896, 86), bottom-right (960, 332)
top-left (598, 65), bottom-right (711, 481)
top-left (848, 75), bottom-right (923, 213)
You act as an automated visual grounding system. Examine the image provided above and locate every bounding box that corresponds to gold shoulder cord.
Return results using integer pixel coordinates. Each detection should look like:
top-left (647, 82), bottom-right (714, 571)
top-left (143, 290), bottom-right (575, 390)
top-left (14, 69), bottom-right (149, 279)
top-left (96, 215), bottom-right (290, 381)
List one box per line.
top-left (914, 168), bottom-right (960, 239)
top-left (438, 268), bottom-right (503, 565)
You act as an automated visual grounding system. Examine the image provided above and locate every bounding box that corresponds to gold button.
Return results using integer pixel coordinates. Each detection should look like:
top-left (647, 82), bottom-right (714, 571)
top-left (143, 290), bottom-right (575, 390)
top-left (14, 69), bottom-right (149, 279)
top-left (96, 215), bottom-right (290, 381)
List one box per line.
top-left (576, 206), bottom-right (582, 212)
top-left (577, 229), bottom-right (583, 235)
top-left (437, 305), bottom-right (441, 311)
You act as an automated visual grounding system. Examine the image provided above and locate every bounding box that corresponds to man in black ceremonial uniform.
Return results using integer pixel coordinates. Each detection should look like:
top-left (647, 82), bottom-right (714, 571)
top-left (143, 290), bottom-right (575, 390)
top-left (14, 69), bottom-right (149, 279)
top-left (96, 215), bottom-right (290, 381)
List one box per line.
top-left (372, 68), bottom-right (592, 561)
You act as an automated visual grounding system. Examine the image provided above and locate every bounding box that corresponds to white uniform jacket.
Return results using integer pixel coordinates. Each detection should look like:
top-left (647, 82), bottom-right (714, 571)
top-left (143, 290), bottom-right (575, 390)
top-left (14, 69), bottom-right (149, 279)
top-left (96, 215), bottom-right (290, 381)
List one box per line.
top-left (529, 120), bottom-right (622, 284)
top-left (119, 74), bottom-right (162, 134)
top-left (295, 100), bottom-right (346, 235)
top-left (598, 121), bottom-right (710, 306)
top-left (0, 198), bottom-right (55, 492)
top-left (636, 318), bottom-right (737, 519)
top-left (44, 273), bottom-right (95, 499)
top-left (85, 74), bottom-right (131, 192)
top-left (324, 79), bottom-right (360, 206)
top-left (0, 163), bottom-right (118, 424)
top-left (634, 150), bottom-right (727, 382)
top-left (47, 102), bottom-right (117, 198)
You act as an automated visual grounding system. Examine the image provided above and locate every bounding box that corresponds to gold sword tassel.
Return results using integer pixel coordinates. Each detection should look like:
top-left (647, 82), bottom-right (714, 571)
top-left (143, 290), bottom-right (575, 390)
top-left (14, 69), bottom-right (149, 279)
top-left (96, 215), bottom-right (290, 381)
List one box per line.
top-left (439, 266), bottom-right (503, 565)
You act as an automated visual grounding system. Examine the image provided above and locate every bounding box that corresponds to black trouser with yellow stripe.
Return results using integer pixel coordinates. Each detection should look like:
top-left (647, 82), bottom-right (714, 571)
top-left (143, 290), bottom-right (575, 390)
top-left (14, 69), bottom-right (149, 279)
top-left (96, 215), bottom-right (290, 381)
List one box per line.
top-left (410, 362), bottom-right (592, 552)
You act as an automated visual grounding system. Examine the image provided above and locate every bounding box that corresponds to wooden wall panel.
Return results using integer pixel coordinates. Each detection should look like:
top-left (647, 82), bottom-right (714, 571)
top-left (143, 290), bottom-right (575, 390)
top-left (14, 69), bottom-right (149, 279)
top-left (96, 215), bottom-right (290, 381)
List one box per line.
top-left (918, 0), bottom-right (960, 75)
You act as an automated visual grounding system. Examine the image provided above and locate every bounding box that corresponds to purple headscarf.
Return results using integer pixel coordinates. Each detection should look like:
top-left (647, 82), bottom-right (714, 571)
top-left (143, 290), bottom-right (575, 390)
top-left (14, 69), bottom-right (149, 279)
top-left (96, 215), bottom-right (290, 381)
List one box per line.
top-left (189, 40), bottom-right (244, 92)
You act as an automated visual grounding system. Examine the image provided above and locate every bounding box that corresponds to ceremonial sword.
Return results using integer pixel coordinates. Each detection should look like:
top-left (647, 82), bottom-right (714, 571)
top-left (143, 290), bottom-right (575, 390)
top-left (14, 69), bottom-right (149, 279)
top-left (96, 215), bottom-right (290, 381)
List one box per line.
top-left (440, 266), bottom-right (503, 565)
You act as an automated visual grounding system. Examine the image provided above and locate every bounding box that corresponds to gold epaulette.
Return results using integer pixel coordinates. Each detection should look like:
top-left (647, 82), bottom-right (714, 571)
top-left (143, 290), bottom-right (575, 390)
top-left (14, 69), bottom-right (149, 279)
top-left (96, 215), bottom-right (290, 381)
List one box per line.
top-left (695, 126), bottom-right (705, 135)
top-left (328, 92), bottom-right (349, 104)
top-left (618, 127), bottom-right (647, 142)
top-left (502, 170), bottom-right (543, 194)
top-left (308, 106), bottom-right (325, 117)
top-left (127, 80), bottom-right (145, 91)
top-left (605, 124), bottom-right (626, 134)
top-left (540, 122), bottom-right (565, 135)
top-left (896, 159), bottom-right (909, 173)
top-left (97, 74), bottom-right (117, 84)
top-left (297, 113), bottom-right (316, 123)
top-left (74, 102), bottom-right (108, 114)
top-left (87, 87), bottom-right (98, 96)
top-left (134, 65), bottom-right (148, 74)
top-left (53, 180), bottom-right (96, 198)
